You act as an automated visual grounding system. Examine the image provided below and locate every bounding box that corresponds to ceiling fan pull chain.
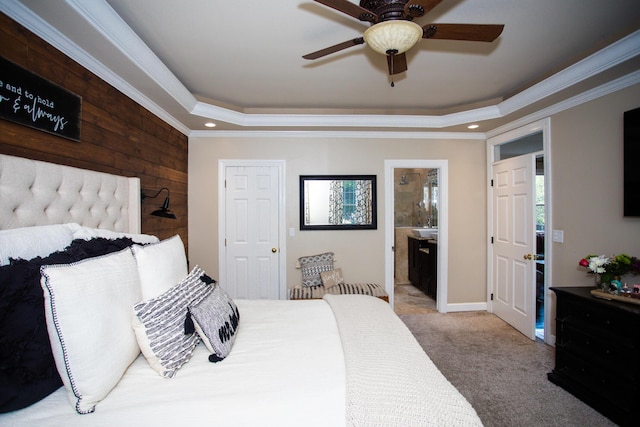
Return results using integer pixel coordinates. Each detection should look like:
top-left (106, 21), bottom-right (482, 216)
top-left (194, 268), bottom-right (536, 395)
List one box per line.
top-left (388, 49), bottom-right (397, 87)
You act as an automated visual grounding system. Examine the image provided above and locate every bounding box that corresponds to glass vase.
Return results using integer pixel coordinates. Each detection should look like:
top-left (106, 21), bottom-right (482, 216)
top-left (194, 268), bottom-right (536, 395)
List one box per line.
top-left (596, 273), bottom-right (613, 293)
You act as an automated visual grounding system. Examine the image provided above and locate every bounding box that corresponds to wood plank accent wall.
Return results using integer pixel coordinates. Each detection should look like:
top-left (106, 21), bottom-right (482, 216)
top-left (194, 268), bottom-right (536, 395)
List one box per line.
top-left (0, 13), bottom-right (188, 252)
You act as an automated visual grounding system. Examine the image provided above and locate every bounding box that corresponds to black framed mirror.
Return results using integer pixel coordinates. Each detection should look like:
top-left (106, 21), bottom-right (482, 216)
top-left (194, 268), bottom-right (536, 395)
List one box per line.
top-left (300, 175), bottom-right (377, 230)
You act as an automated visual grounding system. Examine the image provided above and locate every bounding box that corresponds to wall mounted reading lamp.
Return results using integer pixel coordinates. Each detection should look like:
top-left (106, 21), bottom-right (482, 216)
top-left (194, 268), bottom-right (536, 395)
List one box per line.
top-left (141, 187), bottom-right (177, 219)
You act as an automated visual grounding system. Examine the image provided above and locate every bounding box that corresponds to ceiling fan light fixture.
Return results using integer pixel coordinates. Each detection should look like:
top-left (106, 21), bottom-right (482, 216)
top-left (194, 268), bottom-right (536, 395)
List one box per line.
top-left (363, 20), bottom-right (423, 55)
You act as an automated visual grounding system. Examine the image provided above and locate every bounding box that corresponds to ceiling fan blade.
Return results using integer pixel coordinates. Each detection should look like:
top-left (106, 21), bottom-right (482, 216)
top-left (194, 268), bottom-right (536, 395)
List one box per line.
top-left (314, 0), bottom-right (377, 22)
top-left (387, 52), bottom-right (408, 75)
top-left (303, 37), bottom-right (365, 60)
top-left (404, 0), bottom-right (444, 18)
top-left (422, 23), bottom-right (505, 42)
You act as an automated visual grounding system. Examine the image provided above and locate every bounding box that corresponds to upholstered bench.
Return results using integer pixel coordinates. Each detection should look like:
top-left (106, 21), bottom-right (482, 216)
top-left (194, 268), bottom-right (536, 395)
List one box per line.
top-left (292, 252), bottom-right (389, 302)
top-left (289, 283), bottom-right (389, 302)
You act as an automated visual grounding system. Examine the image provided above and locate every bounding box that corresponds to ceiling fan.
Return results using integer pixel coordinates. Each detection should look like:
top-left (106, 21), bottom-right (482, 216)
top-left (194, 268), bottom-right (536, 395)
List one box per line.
top-left (303, 0), bottom-right (504, 83)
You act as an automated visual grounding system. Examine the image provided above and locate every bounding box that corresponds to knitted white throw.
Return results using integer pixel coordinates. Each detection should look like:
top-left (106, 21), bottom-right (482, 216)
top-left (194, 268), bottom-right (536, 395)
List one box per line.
top-left (323, 294), bottom-right (483, 427)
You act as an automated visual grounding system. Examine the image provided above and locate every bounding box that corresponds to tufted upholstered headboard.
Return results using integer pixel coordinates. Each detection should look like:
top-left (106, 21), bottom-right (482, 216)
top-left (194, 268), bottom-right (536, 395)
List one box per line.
top-left (0, 154), bottom-right (140, 233)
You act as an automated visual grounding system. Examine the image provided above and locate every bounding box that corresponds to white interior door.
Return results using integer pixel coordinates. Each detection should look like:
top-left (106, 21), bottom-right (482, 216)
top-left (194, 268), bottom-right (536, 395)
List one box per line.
top-left (492, 154), bottom-right (537, 339)
top-left (223, 165), bottom-right (282, 299)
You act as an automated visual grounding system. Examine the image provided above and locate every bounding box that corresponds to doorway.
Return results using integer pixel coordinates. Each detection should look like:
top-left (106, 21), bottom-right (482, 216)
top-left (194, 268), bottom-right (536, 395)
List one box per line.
top-left (384, 159), bottom-right (449, 312)
top-left (487, 118), bottom-right (551, 343)
top-left (393, 168), bottom-right (438, 313)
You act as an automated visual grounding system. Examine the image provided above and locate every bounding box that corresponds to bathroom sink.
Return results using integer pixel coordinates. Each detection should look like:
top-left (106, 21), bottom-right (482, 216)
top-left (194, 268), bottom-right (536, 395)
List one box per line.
top-left (412, 228), bottom-right (438, 238)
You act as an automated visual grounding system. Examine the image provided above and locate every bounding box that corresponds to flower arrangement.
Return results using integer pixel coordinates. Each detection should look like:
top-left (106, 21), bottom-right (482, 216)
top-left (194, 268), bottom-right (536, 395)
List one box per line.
top-left (578, 254), bottom-right (640, 288)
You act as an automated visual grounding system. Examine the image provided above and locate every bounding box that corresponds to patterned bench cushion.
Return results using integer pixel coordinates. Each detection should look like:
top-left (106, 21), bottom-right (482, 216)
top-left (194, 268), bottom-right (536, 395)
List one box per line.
top-left (289, 283), bottom-right (387, 300)
top-left (289, 285), bottom-right (327, 300)
top-left (326, 283), bottom-right (388, 298)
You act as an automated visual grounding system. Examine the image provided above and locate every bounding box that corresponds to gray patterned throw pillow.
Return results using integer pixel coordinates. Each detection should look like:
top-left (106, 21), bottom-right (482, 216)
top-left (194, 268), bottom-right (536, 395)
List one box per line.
top-left (189, 285), bottom-right (240, 363)
top-left (298, 252), bottom-right (335, 287)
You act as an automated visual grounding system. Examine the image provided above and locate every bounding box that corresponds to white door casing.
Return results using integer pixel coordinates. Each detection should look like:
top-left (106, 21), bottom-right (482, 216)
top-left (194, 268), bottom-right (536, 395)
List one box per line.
top-left (491, 154), bottom-right (537, 339)
top-left (487, 117), bottom-right (552, 344)
top-left (218, 160), bottom-right (286, 300)
top-left (384, 159), bottom-right (448, 312)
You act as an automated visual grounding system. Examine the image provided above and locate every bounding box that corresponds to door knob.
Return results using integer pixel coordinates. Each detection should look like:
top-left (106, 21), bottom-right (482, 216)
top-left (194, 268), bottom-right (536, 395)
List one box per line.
top-left (272, 248), bottom-right (278, 253)
top-left (523, 254), bottom-right (538, 260)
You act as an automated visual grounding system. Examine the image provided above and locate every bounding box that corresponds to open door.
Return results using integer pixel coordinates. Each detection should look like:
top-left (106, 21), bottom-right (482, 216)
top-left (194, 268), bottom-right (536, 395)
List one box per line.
top-left (491, 154), bottom-right (537, 339)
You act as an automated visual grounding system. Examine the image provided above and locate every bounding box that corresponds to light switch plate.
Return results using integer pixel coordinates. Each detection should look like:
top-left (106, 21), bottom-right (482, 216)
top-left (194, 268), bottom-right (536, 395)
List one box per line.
top-left (552, 229), bottom-right (564, 243)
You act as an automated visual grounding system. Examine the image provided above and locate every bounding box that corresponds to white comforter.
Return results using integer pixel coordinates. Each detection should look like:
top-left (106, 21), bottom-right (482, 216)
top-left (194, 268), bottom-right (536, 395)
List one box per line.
top-left (0, 299), bottom-right (346, 427)
top-left (2, 295), bottom-right (482, 427)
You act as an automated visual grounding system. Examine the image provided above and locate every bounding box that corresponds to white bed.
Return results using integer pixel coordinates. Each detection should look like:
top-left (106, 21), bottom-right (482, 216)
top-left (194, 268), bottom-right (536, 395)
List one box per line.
top-left (0, 154), bottom-right (482, 426)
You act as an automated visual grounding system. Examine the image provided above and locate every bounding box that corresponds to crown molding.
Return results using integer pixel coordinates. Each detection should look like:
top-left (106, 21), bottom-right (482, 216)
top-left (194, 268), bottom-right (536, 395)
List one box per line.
top-left (64, 0), bottom-right (198, 113)
top-left (486, 69), bottom-right (640, 138)
top-left (4, 0), bottom-right (639, 133)
top-left (198, 69), bottom-right (640, 140)
top-left (191, 101), bottom-right (501, 128)
top-left (189, 130), bottom-right (487, 140)
top-left (497, 29), bottom-right (640, 117)
top-left (1, 0), bottom-right (191, 135)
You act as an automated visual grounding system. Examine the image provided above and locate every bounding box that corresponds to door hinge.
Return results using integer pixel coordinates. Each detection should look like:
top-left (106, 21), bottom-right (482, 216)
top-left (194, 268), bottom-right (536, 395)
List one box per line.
top-left (224, 238), bottom-right (227, 247)
top-left (491, 236), bottom-right (494, 244)
top-left (490, 179), bottom-right (494, 187)
top-left (491, 293), bottom-right (494, 301)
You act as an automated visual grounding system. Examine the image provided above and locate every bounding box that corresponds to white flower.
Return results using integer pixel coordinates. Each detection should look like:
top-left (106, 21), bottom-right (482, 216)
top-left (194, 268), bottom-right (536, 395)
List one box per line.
top-left (588, 255), bottom-right (610, 274)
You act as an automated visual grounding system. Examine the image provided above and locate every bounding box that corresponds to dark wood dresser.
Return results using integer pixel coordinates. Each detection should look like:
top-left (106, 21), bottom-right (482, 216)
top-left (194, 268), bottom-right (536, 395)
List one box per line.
top-left (549, 286), bottom-right (640, 426)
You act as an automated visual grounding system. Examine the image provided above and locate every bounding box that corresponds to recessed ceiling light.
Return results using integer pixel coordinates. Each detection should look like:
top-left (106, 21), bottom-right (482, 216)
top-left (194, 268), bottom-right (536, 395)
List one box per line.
top-left (467, 124), bottom-right (479, 129)
top-left (204, 122), bottom-right (216, 128)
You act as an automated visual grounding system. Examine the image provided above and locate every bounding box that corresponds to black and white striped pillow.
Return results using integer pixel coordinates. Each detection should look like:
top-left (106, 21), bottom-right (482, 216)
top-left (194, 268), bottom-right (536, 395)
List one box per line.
top-left (132, 266), bottom-right (214, 378)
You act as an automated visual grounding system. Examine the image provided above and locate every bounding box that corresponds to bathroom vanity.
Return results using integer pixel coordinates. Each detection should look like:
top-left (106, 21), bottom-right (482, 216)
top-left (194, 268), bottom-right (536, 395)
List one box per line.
top-left (408, 236), bottom-right (437, 300)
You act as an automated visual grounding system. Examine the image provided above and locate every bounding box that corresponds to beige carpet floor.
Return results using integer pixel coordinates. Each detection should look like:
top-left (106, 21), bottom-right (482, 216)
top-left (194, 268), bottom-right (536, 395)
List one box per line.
top-left (398, 310), bottom-right (617, 426)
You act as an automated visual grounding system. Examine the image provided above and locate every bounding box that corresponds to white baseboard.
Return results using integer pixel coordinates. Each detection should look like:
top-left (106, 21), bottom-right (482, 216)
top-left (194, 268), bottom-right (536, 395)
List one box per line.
top-left (444, 302), bottom-right (488, 313)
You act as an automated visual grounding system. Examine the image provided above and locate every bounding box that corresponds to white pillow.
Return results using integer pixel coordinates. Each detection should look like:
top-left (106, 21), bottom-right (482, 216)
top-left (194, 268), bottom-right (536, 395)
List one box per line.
top-left (189, 284), bottom-right (240, 363)
top-left (132, 266), bottom-right (214, 378)
top-left (40, 248), bottom-right (141, 414)
top-left (131, 235), bottom-right (188, 300)
top-left (72, 226), bottom-right (159, 245)
top-left (0, 223), bottom-right (79, 265)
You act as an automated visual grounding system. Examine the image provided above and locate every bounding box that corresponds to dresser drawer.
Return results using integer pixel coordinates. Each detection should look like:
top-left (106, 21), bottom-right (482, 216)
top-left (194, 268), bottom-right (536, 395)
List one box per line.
top-left (560, 298), bottom-right (639, 340)
top-left (555, 349), bottom-right (638, 408)
top-left (558, 322), bottom-right (639, 373)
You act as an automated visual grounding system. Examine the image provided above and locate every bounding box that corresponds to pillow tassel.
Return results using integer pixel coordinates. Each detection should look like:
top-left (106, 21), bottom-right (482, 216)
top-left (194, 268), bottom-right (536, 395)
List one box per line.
top-left (208, 354), bottom-right (224, 363)
top-left (199, 273), bottom-right (216, 285)
top-left (184, 310), bottom-right (196, 335)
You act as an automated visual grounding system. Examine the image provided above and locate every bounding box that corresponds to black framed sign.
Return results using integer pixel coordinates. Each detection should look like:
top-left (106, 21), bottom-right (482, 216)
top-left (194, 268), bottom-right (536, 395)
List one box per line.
top-left (0, 56), bottom-right (81, 141)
